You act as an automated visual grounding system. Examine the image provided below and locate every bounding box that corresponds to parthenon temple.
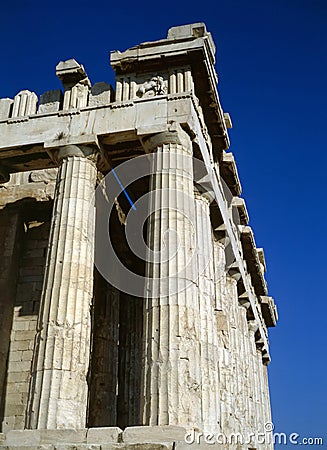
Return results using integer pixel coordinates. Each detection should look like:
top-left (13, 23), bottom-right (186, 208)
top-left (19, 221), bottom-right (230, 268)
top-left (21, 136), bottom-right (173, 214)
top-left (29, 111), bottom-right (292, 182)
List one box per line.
top-left (0, 23), bottom-right (278, 449)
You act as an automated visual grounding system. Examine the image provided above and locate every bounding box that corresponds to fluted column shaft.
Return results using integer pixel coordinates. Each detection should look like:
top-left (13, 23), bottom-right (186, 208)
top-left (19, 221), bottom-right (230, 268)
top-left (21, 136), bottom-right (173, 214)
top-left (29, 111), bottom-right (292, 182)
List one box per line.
top-left (27, 145), bottom-right (98, 429)
top-left (212, 237), bottom-right (228, 434)
top-left (194, 191), bottom-right (219, 433)
top-left (262, 364), bottom-right (273, 448)
top-left (213, 238), bottom-right (226, 312)
top-left (142, 127), bottom-right (201, 428)
top-left (255, 347), bottom-right (273, 448)
top-left (237, 303), bottom-right (251, 436)
top-left (247, 324), bottom-right (273, 447)
top-left (224, 275), bottom-right (239, 433)
top-left (248, 321), bottom-right (260, 435)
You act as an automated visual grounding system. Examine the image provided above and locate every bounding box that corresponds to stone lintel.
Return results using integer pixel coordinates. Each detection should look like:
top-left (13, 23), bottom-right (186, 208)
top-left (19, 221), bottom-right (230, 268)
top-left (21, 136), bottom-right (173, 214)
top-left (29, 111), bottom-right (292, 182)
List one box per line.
top-left (44, 134), bottom-right (99, 149)
top-left (220, 151), bottom-right (242, 196)
top-left (260, 295), bottom-right (278, 327)
top-left (231, 196), bottom-right (249, 225)
top-left (0, 96), bottom-right (195, 173)
top-left (44, 134), bottom-right (99, 151)
top-left (239, 225), bottom-right (268, 297)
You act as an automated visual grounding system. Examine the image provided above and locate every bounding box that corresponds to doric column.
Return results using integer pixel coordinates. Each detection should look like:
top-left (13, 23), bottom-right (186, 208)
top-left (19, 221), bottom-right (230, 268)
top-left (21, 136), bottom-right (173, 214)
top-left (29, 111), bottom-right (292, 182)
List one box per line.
top-left (223, 274), bottom-right (240, 435)
top-left (212, 236), bottom-right (228, 434)
top-left (213, 237), bottom-right (226, 311)
top-left (256, 346), bottom-right (271, 442)
top-left (255, 347), bottom-right (266, 448)
top-left (237, 300), bottom-right (251, 437)
top-left (194, 190), bottom-right (220, 433)
top-left (262, 364), bottom-right (273, 448)
top-left (27, 144), bottom-right (98, 429)
top-left (141, 126), bottom-right (202, 429)
top-left (248, 320), bottom-right (259, 434)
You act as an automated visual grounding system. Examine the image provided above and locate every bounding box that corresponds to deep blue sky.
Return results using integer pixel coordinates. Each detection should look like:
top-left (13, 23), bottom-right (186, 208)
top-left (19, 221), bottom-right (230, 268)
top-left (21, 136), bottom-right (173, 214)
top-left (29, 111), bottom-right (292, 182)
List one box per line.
top-left (1, 0), bottom-right (326, 446)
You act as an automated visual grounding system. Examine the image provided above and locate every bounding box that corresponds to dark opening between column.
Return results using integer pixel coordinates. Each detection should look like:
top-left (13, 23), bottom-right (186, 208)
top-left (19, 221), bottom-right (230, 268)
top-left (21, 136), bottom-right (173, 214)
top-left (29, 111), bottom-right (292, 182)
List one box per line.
top-left (88, 174), bottom-right (148, 428)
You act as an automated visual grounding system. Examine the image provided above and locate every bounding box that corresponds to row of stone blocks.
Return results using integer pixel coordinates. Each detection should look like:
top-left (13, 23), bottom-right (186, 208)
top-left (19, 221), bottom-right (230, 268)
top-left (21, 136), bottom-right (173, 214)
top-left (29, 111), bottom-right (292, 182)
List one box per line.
top-left (0, 426), bottom-right (229, 450)
top-left (0, 82), bottom-right (113, 122)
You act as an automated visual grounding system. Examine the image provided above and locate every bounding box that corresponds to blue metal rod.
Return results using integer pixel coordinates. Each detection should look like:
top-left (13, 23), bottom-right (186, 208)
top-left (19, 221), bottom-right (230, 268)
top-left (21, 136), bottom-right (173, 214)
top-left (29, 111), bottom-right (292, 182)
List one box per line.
top-left (112, 167), bottom-right (137, 211)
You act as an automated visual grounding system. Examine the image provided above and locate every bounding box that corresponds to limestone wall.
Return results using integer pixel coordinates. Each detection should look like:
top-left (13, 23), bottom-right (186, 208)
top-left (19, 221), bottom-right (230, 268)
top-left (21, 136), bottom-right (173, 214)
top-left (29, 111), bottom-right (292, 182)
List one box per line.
top-left (2, 220), bottom-right (51, 432)
top-left (0, 170), bottom-right (55, 431)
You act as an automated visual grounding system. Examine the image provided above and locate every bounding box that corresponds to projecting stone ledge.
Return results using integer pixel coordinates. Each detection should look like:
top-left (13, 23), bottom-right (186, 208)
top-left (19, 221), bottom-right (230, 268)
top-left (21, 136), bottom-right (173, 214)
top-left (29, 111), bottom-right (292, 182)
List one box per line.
top-left (0, 426), bottom-right (222, 450)
top-left (220, 151), bottom-right (242, 196)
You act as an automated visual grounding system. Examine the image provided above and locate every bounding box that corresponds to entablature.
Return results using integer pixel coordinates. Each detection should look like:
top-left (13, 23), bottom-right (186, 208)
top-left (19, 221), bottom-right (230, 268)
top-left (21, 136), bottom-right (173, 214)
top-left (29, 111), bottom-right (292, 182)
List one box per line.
top-left (231, 196), bottom-right (249, 225)
top-left (220, 151), bottom-right (242, 196)
top-left (0, 95), bottom-right (198, 173)
top-left (260, 295), bottom-right (278, 328)
top-left (110, 22), bottom-right (230, 157)
top-left (239, 225), bottom-right (268, 297)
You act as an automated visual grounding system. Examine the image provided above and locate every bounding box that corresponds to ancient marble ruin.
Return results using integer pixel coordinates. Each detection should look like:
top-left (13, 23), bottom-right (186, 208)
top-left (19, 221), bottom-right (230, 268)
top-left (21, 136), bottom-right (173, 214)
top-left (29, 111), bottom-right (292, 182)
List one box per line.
top-left (0, 23), bottom-right (278, 449)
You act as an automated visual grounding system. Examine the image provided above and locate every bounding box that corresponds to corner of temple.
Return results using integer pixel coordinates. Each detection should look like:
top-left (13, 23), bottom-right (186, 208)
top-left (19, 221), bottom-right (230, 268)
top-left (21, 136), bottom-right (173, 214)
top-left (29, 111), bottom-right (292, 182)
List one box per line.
top-left (0, 22), bottom-right (276, 446)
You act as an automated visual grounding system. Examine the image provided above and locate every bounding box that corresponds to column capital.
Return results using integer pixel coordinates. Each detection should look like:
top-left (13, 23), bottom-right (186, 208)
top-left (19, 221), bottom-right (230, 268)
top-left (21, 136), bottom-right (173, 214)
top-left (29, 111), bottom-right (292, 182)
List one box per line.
top-left (238, 292), bottom-right (251, 309)
top-left (0, 165), bottom-right (10, 184)
top-left (248, 319), bottom-right (259, 334)
top-left (194, 188), bottom-right (213, 204)
top-left (227, 261), bottom-right (241, 281)
top-left (51, 144), bottom-right (100, 165)
top-left (141, 123), bottom-right (192, 153)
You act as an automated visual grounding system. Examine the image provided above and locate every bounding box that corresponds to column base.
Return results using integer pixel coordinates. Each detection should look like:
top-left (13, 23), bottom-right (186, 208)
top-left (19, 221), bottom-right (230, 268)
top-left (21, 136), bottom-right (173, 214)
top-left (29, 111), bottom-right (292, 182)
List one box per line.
top-left (0, 426), bottom-right (232, 450)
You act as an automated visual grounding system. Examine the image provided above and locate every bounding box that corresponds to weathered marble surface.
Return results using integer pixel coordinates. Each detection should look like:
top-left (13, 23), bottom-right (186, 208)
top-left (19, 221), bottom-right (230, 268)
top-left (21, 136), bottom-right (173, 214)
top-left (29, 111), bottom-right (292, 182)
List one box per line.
top-left (0, 22), bottom-right (277, 450)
